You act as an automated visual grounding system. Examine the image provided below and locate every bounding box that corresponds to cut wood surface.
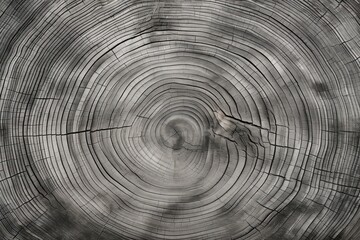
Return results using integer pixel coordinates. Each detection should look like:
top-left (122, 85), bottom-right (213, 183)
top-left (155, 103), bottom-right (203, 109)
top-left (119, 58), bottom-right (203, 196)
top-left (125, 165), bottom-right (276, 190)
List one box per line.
top-left (0, 0), bottom-right (360, 239)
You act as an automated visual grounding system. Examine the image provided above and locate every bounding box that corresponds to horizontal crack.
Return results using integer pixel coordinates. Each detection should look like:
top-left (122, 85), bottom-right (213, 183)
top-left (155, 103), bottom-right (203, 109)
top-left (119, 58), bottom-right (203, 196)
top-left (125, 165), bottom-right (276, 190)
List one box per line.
top-left (221, 112), bottom-right (269, 131)
top-left (24, 125), bottom-right (132, 137)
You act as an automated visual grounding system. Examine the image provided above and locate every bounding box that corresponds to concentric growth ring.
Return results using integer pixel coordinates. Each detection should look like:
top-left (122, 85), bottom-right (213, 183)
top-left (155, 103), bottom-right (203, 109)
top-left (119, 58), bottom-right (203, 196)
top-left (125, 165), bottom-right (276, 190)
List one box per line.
top-left (0, 0), bottom-right (360, 239)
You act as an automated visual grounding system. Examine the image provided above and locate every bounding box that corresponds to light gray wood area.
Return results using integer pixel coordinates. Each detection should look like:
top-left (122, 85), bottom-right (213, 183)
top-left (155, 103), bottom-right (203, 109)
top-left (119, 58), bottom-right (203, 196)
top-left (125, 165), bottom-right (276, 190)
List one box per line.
top-left (0, 0), bottom-right (360, 239)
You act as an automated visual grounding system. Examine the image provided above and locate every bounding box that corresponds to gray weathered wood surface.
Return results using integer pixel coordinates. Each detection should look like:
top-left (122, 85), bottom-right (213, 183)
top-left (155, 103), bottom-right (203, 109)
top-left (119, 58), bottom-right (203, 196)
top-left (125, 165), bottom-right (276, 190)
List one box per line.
top-left (0, 0), bottom-right (360, 239)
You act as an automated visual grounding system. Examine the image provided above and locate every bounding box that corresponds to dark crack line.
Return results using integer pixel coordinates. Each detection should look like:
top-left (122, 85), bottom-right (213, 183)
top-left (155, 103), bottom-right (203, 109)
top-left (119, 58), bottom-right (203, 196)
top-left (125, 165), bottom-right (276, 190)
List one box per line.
top-left (211, 128), bottom-right (236, 144)
top-left (24, 125), bottom-right (132, 137)
top-left (222, 112), bottom-right (269, 131)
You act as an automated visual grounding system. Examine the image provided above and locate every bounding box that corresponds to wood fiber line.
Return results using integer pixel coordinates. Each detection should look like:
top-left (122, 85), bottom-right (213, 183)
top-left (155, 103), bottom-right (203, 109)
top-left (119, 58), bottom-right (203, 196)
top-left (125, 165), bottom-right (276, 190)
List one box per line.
top-left (0, 0), bottom-right (360, 239)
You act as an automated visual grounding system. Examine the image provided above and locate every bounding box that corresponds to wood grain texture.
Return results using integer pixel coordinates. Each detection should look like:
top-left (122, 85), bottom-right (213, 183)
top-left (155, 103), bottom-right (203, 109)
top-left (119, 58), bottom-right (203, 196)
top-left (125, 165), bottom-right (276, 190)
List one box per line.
top-left (0, 0), bottom-right (360, 239)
